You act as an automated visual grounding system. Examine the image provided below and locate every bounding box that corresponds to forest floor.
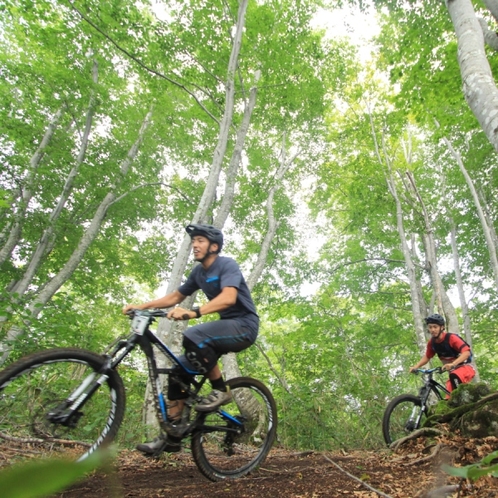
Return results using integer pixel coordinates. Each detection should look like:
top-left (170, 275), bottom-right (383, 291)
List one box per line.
top-left (54, 433), bottom-right (498, 498)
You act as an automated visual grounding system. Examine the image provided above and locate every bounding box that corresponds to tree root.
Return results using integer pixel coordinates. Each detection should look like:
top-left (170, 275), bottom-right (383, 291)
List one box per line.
top-left (390, 427), bottom-right (446, 452)
top-left (322, 453), bottom-right (393, 498)
top-left (402, 443), bottom-right (443, 466)
top-left (418, 484), bottom-right (460, 498)
top-left (0, 431), bottom-right (91, 447)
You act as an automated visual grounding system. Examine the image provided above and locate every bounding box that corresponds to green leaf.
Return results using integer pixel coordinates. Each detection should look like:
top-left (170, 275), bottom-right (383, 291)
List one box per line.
top-left (481, 450), bottom-right (498, 465)
top-left (443, 460), bottom-right (498, 482)
top-left (442, 463), bottom-right (468, 478)
top-left (0, 450), bottom-right (111, 498)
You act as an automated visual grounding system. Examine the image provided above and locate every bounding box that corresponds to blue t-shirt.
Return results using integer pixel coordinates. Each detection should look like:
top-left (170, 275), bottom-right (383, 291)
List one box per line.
top-left (178, 256), bottom-right (259, 329)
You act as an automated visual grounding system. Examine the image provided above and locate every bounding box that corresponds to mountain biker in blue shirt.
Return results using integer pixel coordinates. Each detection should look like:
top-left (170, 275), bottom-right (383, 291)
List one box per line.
top-left (122, 223), bottom-right (259, 455)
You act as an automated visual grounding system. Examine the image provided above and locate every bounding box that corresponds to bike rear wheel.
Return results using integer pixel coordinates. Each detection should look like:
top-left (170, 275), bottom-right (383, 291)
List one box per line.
top-left (191, 376), bottom-right (277, 481)
top-left (382, 394), bottom-right (425, 445)
top-left (0, 348), bottom-right (125, 465)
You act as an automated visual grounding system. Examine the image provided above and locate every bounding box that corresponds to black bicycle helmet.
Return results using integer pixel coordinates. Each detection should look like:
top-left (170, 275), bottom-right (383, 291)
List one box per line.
top-left (185, 223), bottom-right (223, 252)
top-left (425, 313), bottom-right (445, 326)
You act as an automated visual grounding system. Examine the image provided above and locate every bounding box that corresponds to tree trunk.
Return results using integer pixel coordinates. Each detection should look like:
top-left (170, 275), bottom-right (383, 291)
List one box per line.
top-left (0, 108), bottom-right (153, 365)
top-left (387, 171), bottom-right (427, 352)
top-left (410, 234), bottom-right (429, 321)
top-left (450, 221), bottom-right (480, 381)
top-left (154, 0), bottom-right (250, 350)
top-left (10, 61), bottom-right (99, 298)
top-left (482, 0), bottom-right (498, 22)
top-left (224, 133), bottom-right (299, 377)
top-left (477, 17), bottom-right (498, 51)
top-left (367, 110), bottom-right (427, 351)
top-left (446, 0), bottom-right (498, 152)
top-left (403, 171), bottom-right (459, 333)
top-left (0, 106), bottom-right (65, 266)
top-left (143, 0), bottom-right (250, 427)
top-left (440, 132), bottom-right (498, 291)
top-left (214, 70), bottom-right (261, 228)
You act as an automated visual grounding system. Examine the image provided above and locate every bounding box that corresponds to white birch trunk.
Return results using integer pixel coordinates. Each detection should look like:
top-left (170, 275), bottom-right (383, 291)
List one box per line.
top-left (450, 222), bottom-right (480, 381)
top-left (386, 172), bottom-right (427, 352)
top-left (0, 109), bottom-right (153, 365)
top-left (446, 0), bottom-right (498, 152)
top-left (31, 108), bottom-right (153, 315)
top-left (477, 17), bottom-right (498, 51)
top-left (421, 232), bottom-right (459, 333)
top-left (367, 111), bottom-right (427, 351)
top-left (155, 0), bottom-right (250, 351)
top-left (482, 0), bottom-right (498, 23)
top-left (441, 132), bottom-right (498, 290)
top-left (479, 188), bottom-right (498, 248)
top-left (404, 171), bottom-right (459, 333)
top-left (409, 234), bottom-right (429, 320)
top-left (10, 61), bottom-right (99, 298)
top-left (143, 0), bottom-right (249, 427)
top-left (214, 70), bottom-right (261, 228)
top-left (214, 69), bottom-right (260, 381)
top-left (0, 106), bottom-right (65, 266)
top-left (223, 134), bottom-right (299, 379)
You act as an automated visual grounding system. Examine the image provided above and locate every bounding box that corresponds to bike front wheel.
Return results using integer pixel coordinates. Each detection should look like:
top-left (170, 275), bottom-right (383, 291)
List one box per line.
top-left (0, 348), bottom-right (126, 465)
top-left (382, 394), bottom-right (425, 445)
top-left (191, 376), bottom-right (277, 481)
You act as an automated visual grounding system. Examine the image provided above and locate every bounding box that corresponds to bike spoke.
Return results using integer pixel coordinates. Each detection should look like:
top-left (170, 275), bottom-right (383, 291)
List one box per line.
top-left (383, 394), bottom-right (424, 445)
top-left (191, 377), bottom-right (277, 481)
top-left (0, 349), bottom-right (125, 466)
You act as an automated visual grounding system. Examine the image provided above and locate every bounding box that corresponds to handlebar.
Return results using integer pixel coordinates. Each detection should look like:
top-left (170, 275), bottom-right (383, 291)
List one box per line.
top-left (412, 367), bottom-right (443, 375)
top-left (126, 309), bottom-right (168, 319)
top-left (126, 309), bottom-right (193, 324)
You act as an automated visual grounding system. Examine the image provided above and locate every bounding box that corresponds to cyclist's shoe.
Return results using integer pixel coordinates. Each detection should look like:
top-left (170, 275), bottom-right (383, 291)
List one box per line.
top-left (195, 388), bottom-right (232, 412)
top-left (136, 434), bottom-right (181, 456)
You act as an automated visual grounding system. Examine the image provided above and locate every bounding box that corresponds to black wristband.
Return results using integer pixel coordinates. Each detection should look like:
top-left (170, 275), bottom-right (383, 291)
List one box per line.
top-left (192, 307), bottom-right (201, 318)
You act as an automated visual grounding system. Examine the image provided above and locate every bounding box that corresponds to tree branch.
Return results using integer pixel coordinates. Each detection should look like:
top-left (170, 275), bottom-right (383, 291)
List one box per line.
top-left (108, 182), bottom-right (194, 208)
top-left (325, 257), bottom-right (424, 274)
top-left (254, 342), bottom-right (290, 393)
top-left (67, 0), bottom-right (220, 124)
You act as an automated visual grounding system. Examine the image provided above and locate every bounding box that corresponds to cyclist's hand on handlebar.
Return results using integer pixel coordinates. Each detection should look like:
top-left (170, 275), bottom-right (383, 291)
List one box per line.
top-left (409, 366), bottom-right (418, 374)
top-left (167, 306), bottom-right (194, 321)
top-left (441, 363), bottom-right (454, 372)
top-left (122, 304), bottom-right (143, 315)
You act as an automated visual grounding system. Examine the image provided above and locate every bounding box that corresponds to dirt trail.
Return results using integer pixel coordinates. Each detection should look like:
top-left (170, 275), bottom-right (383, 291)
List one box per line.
top-left (55, 435), bottom-right (498, 498)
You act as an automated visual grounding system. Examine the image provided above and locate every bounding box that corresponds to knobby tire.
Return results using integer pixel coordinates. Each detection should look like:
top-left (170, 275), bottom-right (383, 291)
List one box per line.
top-left (191, 376), bottom-right (277, 481)
top-left (382, 393), bottom-right (424, 446)
top-left (0, 348), bottom-right (126, 463)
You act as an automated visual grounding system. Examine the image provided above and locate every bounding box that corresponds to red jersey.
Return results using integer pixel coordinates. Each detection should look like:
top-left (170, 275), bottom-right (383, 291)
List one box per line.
top-left (425, 332), bottom-right (471, 365)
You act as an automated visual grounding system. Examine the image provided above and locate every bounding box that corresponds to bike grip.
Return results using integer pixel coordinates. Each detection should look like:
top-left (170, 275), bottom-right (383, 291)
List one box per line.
top-left (182, 313), bottom-right (190, 320)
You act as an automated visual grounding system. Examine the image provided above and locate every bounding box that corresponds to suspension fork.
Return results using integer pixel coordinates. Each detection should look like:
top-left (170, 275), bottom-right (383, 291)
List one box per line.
top-left (47, 358), bottom-right (115, 426)
top-left (48, 340), bottom-right (136, 426)
top-left (410, 386), bottom-right (431, 429)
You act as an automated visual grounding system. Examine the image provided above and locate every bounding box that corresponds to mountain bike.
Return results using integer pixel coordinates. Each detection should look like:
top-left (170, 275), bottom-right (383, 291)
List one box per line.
top-left (382, 367), bottom-right (449, 445)
top-left (0, 310), bottom-right (277, 481)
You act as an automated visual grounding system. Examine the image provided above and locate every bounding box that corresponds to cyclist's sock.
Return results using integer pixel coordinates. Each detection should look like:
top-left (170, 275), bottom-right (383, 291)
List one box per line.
top-left (167, 400), bottom-right (185, 423)
top-left (210, 376), bottom-right (227, 392)
top-left (449, 373), bottom-right (461, 390)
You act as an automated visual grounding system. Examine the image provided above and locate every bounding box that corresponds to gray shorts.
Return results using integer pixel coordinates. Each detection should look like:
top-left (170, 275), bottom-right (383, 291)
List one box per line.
top-left (179, 319), bottom-right (257, 369)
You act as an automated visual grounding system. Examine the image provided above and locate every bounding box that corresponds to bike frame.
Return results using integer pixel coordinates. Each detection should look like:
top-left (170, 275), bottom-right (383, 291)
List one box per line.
top-left (49, 310), bottom-right (244, 436)
top-left (409, 368), bottom-right (449, 430)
